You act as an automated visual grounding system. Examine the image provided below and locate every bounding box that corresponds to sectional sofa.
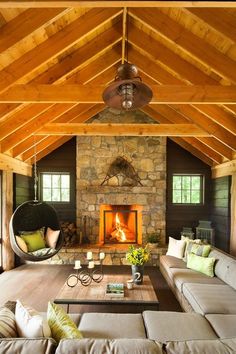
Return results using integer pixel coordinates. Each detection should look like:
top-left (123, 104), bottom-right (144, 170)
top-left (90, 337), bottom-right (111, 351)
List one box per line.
top-left (1, 247), bottom-right (236, 353)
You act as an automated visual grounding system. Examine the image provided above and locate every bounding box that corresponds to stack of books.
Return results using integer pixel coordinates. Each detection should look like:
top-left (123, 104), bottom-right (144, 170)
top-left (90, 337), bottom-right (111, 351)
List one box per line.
top-left (105, 283), bottom-right (124, 297)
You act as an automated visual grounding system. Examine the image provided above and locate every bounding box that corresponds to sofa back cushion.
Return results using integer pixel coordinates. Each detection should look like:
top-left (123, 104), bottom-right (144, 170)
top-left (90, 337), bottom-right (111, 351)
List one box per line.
top-left (209, 249), bottom-right (236, 289)
top-left (55, 338), bottom-right (163, 354)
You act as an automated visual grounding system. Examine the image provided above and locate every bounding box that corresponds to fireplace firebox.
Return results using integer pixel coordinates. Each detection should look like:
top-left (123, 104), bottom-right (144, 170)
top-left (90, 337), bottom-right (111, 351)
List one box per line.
top-left (99, 204), bottom-right (142, 245)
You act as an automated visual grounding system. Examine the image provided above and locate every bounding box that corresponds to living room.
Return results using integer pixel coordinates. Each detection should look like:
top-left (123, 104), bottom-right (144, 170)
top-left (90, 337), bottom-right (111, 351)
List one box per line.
top-left (0, 1), bottom-right (236, 353)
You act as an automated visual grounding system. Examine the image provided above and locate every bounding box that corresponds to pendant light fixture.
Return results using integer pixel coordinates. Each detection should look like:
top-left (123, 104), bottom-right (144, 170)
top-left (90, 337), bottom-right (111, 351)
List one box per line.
top-left (102, 8), bottom-right (153, 111)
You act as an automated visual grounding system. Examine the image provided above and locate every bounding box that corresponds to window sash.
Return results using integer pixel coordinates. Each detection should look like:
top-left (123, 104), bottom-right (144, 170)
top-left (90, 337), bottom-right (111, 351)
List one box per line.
top-left (172, 174), bottom-right (203, 205)
top-left (41, 173), bottom-right (70, 202)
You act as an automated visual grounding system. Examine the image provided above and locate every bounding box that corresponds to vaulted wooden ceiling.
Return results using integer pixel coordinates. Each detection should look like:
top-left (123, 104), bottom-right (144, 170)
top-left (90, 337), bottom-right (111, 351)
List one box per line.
top-left (0, 1), bottom-right (235, 177)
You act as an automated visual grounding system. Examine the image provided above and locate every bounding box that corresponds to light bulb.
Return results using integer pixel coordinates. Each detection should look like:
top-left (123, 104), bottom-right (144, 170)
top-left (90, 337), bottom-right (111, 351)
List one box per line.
top-left (119, 83), bottom-right (135, 110)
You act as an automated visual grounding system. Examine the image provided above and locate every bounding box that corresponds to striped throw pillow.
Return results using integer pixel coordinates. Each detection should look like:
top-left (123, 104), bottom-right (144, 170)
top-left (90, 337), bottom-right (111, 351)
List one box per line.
top-left (0, 307), bottom-right (17, 338)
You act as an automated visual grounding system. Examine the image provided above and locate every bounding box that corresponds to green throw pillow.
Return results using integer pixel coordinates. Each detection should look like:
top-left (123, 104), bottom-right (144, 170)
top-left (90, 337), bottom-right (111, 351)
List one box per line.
top-left (47, 302), bottom-right (83, 343)
top-left (191, 244), bottom-right (211, 257)
top-left (187, 253), bottom-right (215, 277)
top-left (20, 230), bottom-right (46, 252)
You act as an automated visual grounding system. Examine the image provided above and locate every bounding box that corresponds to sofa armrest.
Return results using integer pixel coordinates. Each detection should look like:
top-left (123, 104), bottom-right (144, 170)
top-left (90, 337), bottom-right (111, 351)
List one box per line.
top-left (0, 337), bottom-right (57, 354)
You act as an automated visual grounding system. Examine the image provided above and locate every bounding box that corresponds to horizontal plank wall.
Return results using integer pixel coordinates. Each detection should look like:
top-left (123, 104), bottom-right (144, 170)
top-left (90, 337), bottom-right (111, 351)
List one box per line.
top-left (37, 137), bottom-right (76, 222)
top-left (166, 139), bottom-right (211, 240)
top-left (211, 176), bottom-right (231, 252)
top-left (13, 174), bottom-right (34, 209)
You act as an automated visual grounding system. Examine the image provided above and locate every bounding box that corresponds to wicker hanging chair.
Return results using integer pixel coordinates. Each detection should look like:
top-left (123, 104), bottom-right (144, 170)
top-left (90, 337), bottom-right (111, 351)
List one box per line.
top-left (9, 200), bottom-right (64, 262)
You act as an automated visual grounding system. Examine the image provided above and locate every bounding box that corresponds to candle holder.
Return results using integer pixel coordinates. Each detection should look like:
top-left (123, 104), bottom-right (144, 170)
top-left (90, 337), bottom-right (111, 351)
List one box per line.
top-left (66, 255), bottom-right (105, 288)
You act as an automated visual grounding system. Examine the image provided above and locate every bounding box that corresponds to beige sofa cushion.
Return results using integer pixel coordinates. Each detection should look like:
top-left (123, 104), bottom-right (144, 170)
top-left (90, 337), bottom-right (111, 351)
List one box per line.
top-left (160, 255), bottom-right (187, 269)
top-left (78, 313), bottom-right (146, 339)
top-left (209, 249), bottom-right (236, 290)
top-left (183, 283), bottom-right (236, 315)
top-left (0, 338), bottom-right (56, 354)
top-left (143, 311), bottom-right (217, 342)
top-left (170, 268), bottom-right (224, 293)
top-left (206, 314), bottom-right (236, 338)
top-left (55, 338), bottom-right (163, 354)
top-left (165, 338), bottom-right (236, 354)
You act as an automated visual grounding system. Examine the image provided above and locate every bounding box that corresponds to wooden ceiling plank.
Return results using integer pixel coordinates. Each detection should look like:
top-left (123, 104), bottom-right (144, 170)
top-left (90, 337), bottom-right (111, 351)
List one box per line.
top-left (0, 8), bottom-right (67, 53)
top-left (193, 105), bottom-right (236, 135)
top-left (0, 103), bottom-right (52, 141)
top-left (34, 136), bottom-right (73, 163)
top-left (13, 103), bottom-right (95, 157)
top-left (1, 84), bottom-right (236, 103)
top-left (171, 104), bottom-right (236, 150)
top-left (1, 103), bottom-right (77, 153)
top-left (185, 8), bottom-right (236, 43)
top-left (170, 137), bottom-right (214, 166)
top-left (0, 8), bottom-right (122, 93)
top-left (35, 123), bottom-right (210, 136)
top-left (146, 104), bottom-right (234, 160)
top-left (0, 21), bottom-right (121, 121)
top-left (128, 24), bottom-right (216, 85)
top-left (1, 2), bottom-right (236, 8)
top-left (21, 103), bottom-right (104, 160)
top-left (121, 7), bottom-right (127, 64)
top-left (130, 8), bottom-right (236, 83)
top-left (0, 153), bottom-right (31, 176)
top-left (142, 105), bottom-right (223, 164)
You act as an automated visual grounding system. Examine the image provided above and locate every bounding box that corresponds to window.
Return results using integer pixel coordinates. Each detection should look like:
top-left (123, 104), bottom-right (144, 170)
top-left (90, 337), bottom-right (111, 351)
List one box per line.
top-left (172, 174), bottom-right (204, 205)
top-left (41, 173), bottom-right (70, 202)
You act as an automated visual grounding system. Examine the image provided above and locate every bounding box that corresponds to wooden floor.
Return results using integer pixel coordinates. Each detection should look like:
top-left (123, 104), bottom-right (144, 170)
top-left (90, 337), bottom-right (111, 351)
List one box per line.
top-left (0, 264), bottom-right (181, 313)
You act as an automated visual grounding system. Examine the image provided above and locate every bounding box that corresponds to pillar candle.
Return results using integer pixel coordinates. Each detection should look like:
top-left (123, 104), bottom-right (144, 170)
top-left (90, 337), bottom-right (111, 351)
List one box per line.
top-left (87, 251), bottom-right (93, 260)
top-left (99, 252), bottom-right (105, 260)
top-left (88, 261), bottom-right (94, 269)
top-left (74, 260), bottom-right (81, 269)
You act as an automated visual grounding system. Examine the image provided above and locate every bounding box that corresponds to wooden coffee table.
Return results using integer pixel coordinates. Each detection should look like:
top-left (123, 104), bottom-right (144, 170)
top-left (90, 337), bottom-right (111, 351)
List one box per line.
top-left (54, 274), bottom-right (159, 313)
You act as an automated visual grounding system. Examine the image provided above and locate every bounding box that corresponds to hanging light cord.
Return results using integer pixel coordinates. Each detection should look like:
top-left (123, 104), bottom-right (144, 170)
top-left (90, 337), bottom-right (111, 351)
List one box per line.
top-left (33, 136), bottom-right (38, 202)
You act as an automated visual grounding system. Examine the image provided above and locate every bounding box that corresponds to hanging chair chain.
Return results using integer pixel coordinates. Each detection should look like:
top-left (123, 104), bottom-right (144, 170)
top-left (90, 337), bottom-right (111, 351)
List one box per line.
top-left (33, 136), bottom-right (38, 202)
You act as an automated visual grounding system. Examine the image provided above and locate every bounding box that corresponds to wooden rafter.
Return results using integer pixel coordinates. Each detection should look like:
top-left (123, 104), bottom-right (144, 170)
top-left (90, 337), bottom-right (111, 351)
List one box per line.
top-left (130, 8), bottom-right (236, 83)
top-left (35, 123), bottom-right (210, 136)
top-left (1, 1), bottom-right (236, 8)
top-left (1, 84), bottom-right (235, 104)
top-left (0, 8), bottom-right (122, 93)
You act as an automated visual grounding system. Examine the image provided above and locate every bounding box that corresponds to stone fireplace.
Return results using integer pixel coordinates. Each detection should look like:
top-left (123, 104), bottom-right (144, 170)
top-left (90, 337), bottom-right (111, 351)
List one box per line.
top-left (76, 109), bottom-right (167, 246)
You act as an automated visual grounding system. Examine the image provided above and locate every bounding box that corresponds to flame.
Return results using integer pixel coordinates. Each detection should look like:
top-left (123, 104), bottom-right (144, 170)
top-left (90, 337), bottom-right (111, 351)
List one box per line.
top-left (115, 213), bottom-right (126, 241)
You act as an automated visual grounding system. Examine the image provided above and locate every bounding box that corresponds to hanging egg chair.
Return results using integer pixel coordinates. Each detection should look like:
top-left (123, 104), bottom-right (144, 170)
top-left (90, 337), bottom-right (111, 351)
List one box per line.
top-left (9, 200), bottom-right (64, 262)
top-left (9, 139), bottom-right (64, 262)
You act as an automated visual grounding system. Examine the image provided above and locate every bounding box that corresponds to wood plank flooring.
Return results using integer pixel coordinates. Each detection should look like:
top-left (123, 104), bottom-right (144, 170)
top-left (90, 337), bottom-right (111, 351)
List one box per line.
top-left (0, 265), bottom-right (181, 313)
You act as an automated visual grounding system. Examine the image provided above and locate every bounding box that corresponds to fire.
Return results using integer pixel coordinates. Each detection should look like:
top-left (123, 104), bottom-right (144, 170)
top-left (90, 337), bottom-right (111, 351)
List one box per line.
top-left (115, 213), bottom-right (126, 241)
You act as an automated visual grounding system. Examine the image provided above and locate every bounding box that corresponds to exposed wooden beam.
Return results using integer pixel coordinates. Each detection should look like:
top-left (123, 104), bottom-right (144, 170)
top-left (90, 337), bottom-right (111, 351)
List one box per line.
top-left (0, 8), bottom-right (67, 53)
top-left (128, 23), bottom-right (216, 85)
top-left (185, 8), bottom-right (236, 43)
top-left (130, 8), bottom-right (236, 83)
top-left (171, 104), bottom-right (236, 150)
top-left (121, 7), bottom-right (127, 64)
top-left (0, 8), bottom-right (122, 93)
top-left (212, 159), bottom-right (236, 178)
top-left (1, 84), bottom-right (236, 104)
top-left (0, 153), bottom-right (32, 176)
top-left (36, 123), bottom-right (209, 136)
top-left (1, 1), bottom-right (236, 8)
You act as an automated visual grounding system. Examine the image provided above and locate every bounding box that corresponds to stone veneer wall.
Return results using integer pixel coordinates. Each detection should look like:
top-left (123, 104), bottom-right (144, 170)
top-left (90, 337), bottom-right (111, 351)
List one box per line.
top-left (76, 108), bottom-right (167, 245)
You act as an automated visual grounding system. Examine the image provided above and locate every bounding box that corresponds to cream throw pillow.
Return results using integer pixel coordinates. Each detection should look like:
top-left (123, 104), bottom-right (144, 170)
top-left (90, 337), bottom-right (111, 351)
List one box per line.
top-left (45, 227), bottom-right (60, 249)
top-left (166, 237), bottom-right (186, 259)
top-left (15, 236), bottom-right (28, 253)
top-left (15, 300), bottom-right (51, 338)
